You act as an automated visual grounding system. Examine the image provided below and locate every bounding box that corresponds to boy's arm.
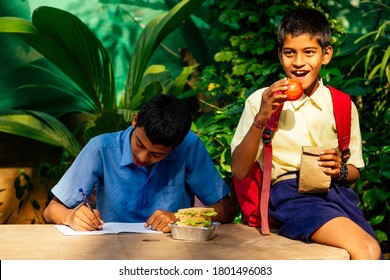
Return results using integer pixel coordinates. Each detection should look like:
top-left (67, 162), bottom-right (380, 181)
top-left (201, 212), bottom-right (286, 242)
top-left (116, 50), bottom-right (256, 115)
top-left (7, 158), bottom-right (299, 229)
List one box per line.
top-left (231, 121), bottom-right (264, 180)
top-left (44, 197), bottom-right (103, 231)
top-left (318, 149), bottom-right (360, 185)
top-left (231, 79), bottom-right (288, 180)
top-left (344, 164), bottom-right (360, 185)
top-left (208, 195), bottom-right (236, 224)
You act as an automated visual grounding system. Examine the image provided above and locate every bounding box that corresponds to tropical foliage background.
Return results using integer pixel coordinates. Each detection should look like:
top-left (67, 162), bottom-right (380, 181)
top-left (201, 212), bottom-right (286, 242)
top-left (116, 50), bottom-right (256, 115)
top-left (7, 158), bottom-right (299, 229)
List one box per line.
top-left (0, 0), bottom-right (389, 256)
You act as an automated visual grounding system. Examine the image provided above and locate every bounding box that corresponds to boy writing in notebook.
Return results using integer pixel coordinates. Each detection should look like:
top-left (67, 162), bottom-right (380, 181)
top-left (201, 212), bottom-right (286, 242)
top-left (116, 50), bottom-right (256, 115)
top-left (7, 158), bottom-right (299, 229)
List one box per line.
top-left (44, 94), bottom-right (235, 233)
top-left (230, 8), bottom-right (382, 259)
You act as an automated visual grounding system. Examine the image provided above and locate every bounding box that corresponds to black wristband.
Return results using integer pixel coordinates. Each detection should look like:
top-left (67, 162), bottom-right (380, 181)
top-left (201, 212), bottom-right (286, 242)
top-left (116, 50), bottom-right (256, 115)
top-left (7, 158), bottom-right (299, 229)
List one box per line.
top-left (337, 162), bottom-right (348, 182)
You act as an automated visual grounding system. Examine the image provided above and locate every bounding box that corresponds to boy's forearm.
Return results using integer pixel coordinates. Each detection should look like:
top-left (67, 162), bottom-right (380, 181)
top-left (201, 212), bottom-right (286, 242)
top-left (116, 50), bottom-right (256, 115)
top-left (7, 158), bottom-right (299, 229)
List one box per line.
top-left (344, 164), bottom-right (360, 185)
top-left (209, 196), bottom-right (236, 224)
top-left (231, 124), bottom-right (264, 180)
top-left (43, 198), bottom-right (73, 225)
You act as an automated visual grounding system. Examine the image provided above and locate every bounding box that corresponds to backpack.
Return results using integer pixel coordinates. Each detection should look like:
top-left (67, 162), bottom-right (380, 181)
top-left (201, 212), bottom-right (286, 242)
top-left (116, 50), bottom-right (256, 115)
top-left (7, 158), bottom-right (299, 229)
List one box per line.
top-left (232, 86), bottom-right (352, 235)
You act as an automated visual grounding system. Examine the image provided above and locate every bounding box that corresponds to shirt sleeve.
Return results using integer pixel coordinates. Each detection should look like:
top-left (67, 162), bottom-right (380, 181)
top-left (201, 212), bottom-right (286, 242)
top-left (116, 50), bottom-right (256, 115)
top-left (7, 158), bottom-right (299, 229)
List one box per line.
top-left (184, 133), bottom-right (230, 206)
top-left (51, 137), bottom-right (103, 208)
top-left (348, 101), bottom-right (365, 168)
top-left (231, 88), bottom-right (265, 162)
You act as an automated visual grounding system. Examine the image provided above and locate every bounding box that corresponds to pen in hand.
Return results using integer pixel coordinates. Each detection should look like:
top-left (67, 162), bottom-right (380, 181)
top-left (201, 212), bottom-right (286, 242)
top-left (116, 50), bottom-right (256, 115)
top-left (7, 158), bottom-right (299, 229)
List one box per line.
top-left (79, 188), bottom-right (103, 228)
top-left (79, 188), bottom-right (94, 212)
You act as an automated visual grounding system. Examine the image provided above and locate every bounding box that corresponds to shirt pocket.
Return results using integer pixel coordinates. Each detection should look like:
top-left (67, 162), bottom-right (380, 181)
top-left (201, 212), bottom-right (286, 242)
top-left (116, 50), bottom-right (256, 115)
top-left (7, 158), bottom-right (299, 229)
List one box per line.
top-left (311, 129), bottom-right (339, 150)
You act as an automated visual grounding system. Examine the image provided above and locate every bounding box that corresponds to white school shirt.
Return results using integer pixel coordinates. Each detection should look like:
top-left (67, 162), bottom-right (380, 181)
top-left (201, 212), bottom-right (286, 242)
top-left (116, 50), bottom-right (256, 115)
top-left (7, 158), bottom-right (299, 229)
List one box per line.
top-left (231, 80), bottom-right (364, 180)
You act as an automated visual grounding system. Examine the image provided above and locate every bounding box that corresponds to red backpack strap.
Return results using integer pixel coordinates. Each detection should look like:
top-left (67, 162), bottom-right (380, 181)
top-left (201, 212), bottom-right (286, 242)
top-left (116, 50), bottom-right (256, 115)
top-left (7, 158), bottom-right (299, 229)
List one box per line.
top-left (327, 86), bottom-right (351, 162)
top-left (260, 104), bottom-right (283, 235)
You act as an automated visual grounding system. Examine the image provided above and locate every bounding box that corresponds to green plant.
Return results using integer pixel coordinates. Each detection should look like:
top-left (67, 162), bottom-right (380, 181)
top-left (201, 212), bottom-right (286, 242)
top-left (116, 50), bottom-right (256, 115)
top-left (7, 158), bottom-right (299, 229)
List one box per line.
top-left (189, 66), bottom-right (243, 183)
top-left (345, 1), bottom-right (390, 252)
top-left (320, 0), bottom-right (390, 253)
top-left (0, 0), bottom-right (206, 155)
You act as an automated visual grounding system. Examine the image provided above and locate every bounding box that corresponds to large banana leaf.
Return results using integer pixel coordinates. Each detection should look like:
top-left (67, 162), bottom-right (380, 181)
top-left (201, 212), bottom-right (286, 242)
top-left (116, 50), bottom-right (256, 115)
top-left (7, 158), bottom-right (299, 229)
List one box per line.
top-left (0, 6), bottom-right (115, 156)
top-left (0, 2), bottom-right (205, 157)
top-left (0, 60), bottom-right (97, 114)
top-left (125, 0), bottom-right (206, 109)
top-left (0, 6), bottom-right (116, 111)
top-left (0, 110), bottom-right (81, 157)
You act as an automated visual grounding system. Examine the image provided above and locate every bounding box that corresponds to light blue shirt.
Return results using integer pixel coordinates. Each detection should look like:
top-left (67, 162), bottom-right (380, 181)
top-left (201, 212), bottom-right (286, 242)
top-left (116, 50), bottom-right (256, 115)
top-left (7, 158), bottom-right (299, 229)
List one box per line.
top-left (51, 127), bottom-right (230, 222)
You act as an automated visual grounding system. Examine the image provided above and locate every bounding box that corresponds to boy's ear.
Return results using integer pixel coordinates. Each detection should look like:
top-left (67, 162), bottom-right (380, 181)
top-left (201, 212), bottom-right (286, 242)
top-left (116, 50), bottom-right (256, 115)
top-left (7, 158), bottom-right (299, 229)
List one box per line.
top-left (132, 113), bottom-right (138, 127)
top-left (322, 46), bottom-right (333, 65)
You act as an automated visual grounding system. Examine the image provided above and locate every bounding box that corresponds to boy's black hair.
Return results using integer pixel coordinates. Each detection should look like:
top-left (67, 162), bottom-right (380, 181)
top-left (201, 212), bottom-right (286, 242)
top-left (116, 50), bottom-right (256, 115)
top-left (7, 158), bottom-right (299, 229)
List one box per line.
top-left (277, 8), bottom-right (331, 51)
top-left (135, 94), bottom-right (192, 148)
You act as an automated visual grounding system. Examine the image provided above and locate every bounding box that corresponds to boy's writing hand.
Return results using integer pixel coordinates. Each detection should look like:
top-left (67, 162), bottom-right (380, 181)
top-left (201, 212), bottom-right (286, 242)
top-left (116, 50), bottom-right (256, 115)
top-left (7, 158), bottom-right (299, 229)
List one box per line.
top-left (66, 205), bottom-right (104, 231)
top-left (317, 149), bottom-right (342, 179)
top-left (145, 210), bottom-right (177, 233)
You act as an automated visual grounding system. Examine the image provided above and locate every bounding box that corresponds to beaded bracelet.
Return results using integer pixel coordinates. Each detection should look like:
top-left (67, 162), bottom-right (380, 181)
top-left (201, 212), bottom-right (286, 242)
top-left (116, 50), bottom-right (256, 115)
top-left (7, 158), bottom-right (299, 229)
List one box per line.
top-left (253, 114), bottom-right (267, 129)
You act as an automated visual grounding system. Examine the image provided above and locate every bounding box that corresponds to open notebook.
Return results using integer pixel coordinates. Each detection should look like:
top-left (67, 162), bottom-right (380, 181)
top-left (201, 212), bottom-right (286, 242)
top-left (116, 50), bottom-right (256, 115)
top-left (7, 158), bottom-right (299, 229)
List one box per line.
top-left (55, 222), bottom-right (163, 236)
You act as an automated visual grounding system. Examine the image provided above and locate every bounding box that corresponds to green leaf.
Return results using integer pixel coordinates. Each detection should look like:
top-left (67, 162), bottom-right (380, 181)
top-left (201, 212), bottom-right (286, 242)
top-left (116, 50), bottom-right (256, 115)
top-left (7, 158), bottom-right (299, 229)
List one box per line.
top-left (374, 230), bottom-right (388, 243)
top-left (0, 110), bottom-right (81, 157)
top-left (0, 6), bottom-right (116, 112)
top-left (125, 0), bottom-right (206, 108)
top-left (381, 171), bottom-right (390, 180)
top-left (220, 148), bottom-right (231, 173)
top-left (380, 45), bottom-right (390, 81)
top-left (232, 62), bottom-right (251, 76)
top-left (370, 215), bottom-right (385, 226)
top-left (364, 169), bottom-right (382, 183)
top-left (168, 65), bottom-right (198, 96)
top-left (362, 188), bottom-right (390, 211)
top-left (382, 146), bottom-right (390, 153)
top-left (214, 50), bottom-right (234, 62)
top-left (129, 81), bottom-right (165, 111)
top-left (140, 65), bottom-right (172, 90)
top-left (0, 17), bottom-right (38, 33)
top-left (84, 109), bottom-right (130, 143)
top-left (32, 6), bottom-right (115, 110)
top-left (368, 64), bottom-right (381, 81)
top-left (0, 61), bottom-right (97, 114)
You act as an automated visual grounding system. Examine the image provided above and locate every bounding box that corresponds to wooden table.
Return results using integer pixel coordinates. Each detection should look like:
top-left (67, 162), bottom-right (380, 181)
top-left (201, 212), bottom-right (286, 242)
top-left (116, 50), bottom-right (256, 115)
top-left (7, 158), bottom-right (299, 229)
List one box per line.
top-left (0, 224), bottom-right (349, 260)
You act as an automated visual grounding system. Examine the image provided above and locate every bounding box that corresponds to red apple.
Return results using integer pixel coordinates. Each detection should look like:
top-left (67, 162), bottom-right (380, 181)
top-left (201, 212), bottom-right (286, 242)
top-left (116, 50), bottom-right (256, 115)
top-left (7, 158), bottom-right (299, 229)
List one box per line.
top-left (283, 79), bottom-right (303, 101)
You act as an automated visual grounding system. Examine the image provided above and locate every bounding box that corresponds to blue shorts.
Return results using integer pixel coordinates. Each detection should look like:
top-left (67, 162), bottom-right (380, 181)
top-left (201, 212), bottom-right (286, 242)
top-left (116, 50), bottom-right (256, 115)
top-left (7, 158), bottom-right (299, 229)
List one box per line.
top-left (268, 177), bottom-right (378, 243)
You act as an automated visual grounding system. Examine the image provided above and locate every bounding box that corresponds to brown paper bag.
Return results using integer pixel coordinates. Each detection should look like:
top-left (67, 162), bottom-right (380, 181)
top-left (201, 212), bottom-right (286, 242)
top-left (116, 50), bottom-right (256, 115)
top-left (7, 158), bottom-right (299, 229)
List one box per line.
top-left (298, 146), bottom-right (331, 193)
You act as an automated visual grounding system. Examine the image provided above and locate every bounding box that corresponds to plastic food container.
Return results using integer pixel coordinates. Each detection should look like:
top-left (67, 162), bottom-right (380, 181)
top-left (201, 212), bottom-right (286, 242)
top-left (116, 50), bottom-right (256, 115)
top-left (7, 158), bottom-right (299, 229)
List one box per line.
top-left (169, 222), bottom-right (220, 241)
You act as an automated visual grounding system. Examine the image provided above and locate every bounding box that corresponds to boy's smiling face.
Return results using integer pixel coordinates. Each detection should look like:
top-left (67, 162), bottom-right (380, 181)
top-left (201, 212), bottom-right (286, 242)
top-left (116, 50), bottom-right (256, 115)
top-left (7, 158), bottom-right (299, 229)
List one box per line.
top-left (278, 33), bottom-right (333, 96)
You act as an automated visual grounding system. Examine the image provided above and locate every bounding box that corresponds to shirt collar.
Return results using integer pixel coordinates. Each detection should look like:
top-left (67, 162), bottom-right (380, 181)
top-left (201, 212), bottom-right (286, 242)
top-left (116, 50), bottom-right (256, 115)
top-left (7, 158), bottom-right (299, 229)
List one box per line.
top-left (120, 126), bottom-right (134, 166)
top-left (290, 79), bottom-right (326, 111)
